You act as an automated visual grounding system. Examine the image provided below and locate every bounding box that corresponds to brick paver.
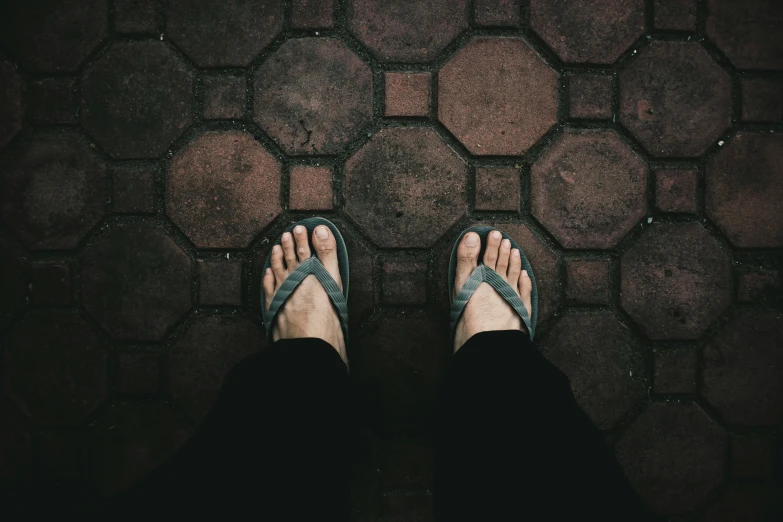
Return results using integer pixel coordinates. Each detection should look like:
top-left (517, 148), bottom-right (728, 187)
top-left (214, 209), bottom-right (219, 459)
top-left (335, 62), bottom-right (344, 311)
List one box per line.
top-left (706, 0), bottom-right (783, 70)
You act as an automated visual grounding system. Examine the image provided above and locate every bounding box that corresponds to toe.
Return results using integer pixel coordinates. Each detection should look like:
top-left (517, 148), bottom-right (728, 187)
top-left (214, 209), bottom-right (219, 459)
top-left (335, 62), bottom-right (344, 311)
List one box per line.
top-left (293, 225), bottom-right (311, 261)
top-left (454, 232), bottom-right (480, 298)
top-left (281, 232), bottom-right (298, 270)
top-left (496, 238), bottom-right (511, 279)
top-left (312, 225), bottom-right (342, 291)
top-left (508, 248), bottom-right (521, 290)
top-left (483, 230), bottom-right (502, 270)
top-left (519, 269), bottom-right (533, 322)
top-left (271, 244), bottom-right (286, 281)
top-left (263, 267), bottom-right (275, 312)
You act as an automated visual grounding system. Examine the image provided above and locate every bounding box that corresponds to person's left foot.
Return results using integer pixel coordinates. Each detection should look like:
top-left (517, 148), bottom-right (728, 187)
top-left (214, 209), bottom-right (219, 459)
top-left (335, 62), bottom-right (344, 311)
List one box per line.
top-left (263, 225), bottom-right (347, 365)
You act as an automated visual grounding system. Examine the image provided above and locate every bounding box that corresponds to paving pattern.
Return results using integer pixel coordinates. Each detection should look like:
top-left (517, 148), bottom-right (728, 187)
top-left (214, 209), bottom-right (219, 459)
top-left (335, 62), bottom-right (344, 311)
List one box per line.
top-left (0, 1), bottom-right (782, 520)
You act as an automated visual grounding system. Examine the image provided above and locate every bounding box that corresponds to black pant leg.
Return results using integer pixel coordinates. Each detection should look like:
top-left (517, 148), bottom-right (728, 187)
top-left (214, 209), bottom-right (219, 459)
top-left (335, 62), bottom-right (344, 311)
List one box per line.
top-left (434, 330), bottom-right (652, 521)
top-left (117, 338), bottom-right (353, 520)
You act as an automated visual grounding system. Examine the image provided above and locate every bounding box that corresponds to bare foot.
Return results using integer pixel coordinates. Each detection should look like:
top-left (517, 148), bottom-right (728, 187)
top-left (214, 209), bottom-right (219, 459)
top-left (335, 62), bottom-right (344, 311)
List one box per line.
top-left (452, 230), bottom-right (533, 352)
top-left (263, 225), bottom-right (347, 365)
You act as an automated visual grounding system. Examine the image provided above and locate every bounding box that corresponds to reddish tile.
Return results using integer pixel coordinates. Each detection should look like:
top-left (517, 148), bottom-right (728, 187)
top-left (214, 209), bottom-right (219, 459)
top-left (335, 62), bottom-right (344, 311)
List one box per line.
top-left (116, 352), bottom-right (160, 395)
top-left (704, 483), bottom-right (783, 522)
top-left (3, 311), bottom-right (107, 426)
top-left (565, 259), bottom-right (610, 305)
top-left (384, 72), bottom-right (430, 117)
top-left (653, 348), bottom-right (697, 394)
top-left (166, 0), bottom-right (283, 67)
top-left (198, 259), bottom-right (243, 306)
top-left (654, 0), bottom-right (696, 31)
top-left (707, 133), bottom-right (783, 247)
top-left (731, 433), bottom-right (775, 478)
top-left (738, 271), bottom-right (780, 304)
top-left (31, 263), bottom-right (71, 305)
top-left (170, 316), bottom-right (261, 423)
top-left (26, 78), bottom-right (76, 125)
top-left (81, 223), bottom-right (192, 341)
top-left (439, 37), bottom-right (558, 155)
top-left (344, 232), bottom-right (375, 329)
top-left (344, 128), bottom-right (467, 248)
top-left (203, 76), bottom-right (245, 120)
top-left (0, 134), bottom-right (107, 250)
top-left (569, 75), bottom-right (613, 119)
top-left (90, 402), bottom-right (188, 495)
top-left (0, 61), bottom-right (23, 149)
top-left (289, 165), bottom-right (333, 211)
top-left (349, 0), bottom-right (467, 62)
top-left (292, 0), bottom-right (334, 28)
top-left (81, 42), bottom-right (194, 159)
top-left (530, 0), bottom-right (645, 64)
top-left (254, 38), bottom-right (372, 155)
top-left (655, 169), bottom-right (698, 213)
top-left (702, 310), bottom-right (783, 426)
top-left (381, 260), bottom-right (428, 305)
top-left (0, 233), bottom-right (27, 331)
top-left (114, 0), bottom-right (157, 33)
top-left (619, 42), bottom-right (731, 157)
top-left (166, 131), bottom-right (282, 249)
top-left (475, 167), bottom-right (519, 211)
top-left (706, 0), bottom-right (783, 70)
top-left (112, 165), bottom-right (155, 214)
top-left (621, 223), bottom-right (732, 340)
top-left (540, 314), bottom-right (644, 429)
top-left (615, 402), bottom-right (726, 514)
top-left (0, 407), bottom-right (32, 482)
top-left (475, 0), bottom-right (520, 26)
top-left (531, 130), bottom-right (647, 249)
top-left (0, 0), bottom-right (108, 72)
top-left (741, 78), bottom-right (782, 122)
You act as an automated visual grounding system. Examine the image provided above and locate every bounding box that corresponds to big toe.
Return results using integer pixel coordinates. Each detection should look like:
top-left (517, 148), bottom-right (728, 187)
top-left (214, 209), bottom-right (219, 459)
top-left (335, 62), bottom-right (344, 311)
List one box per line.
top-left (312, 225), bottom-right (342, 290)
top-left (454, 232), bottom-right (480, 297)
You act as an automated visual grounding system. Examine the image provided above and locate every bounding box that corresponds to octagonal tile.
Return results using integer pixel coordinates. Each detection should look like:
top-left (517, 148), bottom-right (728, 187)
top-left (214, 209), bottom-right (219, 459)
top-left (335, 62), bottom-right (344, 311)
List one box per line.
top-left (0, 61), bottom-right (22, 149)
top-left (539, 314), bottom-right (644, 429)
top-left (344, 128), bottom-right (467, 248)
top-left (166, 131), bottom-right (282, 249)
top-left (166, 0), bottom-right (283, 67)
top-left (530, 0), bottom-right (645, 64)
top-left (616, 402), bottom-right (726, 514)
top-left (254, 38), bottom-right (372, 155)
top-left (706, 133), bottom-right (783, 248)
top-left (438, 37), bottom-right (558, 156)
top-left (0, 233), bottom-right (26, 331)
top-left (531, 130), bottom-right (647, 249)
top-left (81, 41), bottom-right (194, 159)
top-left (170, 316), bottom-right (262, 424)
top-left (619, 41), bottom-right (731, 157)
top-left (3, 311), bottom-right (107, 426)
top-left (90, 401), bottom-right (189, 495)
top-left (621, 223), bottom-right (732, 340)
top-left (349, 0), bottom-right (467, 62)
top-left (0, 134), bottom-right (107, 250)
top-left (702, 310), bottom-right (783, 426)
top-left (0, 0), bottom-right (107, 73)
top-left (81, 223), bottom-right (192, 341)
top-left (706, 0), bottom-right (783, 70)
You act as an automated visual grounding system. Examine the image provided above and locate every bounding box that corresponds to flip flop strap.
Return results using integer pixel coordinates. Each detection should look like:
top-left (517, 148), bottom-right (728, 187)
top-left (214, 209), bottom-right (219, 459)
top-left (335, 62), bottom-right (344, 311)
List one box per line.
top-left (450, 264), bottom-right (532, 338)
top-left (265, 257), bottom-right (349, 338)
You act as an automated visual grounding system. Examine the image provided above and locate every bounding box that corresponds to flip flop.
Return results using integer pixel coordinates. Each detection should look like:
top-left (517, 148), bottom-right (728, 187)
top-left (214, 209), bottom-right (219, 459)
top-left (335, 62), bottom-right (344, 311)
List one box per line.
top-left (448, 226), bottom-right (539, 340)
top-left (261, 217), bottom-right (350, 343)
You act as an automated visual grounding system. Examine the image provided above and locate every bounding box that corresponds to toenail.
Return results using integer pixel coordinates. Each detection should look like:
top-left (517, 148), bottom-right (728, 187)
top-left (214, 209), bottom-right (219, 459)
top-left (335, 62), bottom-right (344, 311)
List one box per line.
top-left (512, 249), bottom-right (519, 257)
top-left (283, 233), bottom-right (291, 242)
top-left (295, 225), bottom-right (304, 234)
top-left (522, 270), bottom-right (528, 277)
top-left (298, 247), bottom-right (305, 254)
top-left (492, 231), bottom-right (501, 239)
top-left (502, 239), bottom-right (510, 248)
top-left (266, 268), bottom-right (271, 275)
top-left (316, 226), bottom-right (329, 239)
top-left (465, 234), bottom-right (478, 247)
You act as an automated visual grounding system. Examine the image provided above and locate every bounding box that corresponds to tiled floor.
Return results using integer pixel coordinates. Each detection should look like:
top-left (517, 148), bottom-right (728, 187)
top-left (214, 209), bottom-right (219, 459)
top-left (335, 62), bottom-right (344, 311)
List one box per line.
top-left (1, 0), bottom-right (782, 520)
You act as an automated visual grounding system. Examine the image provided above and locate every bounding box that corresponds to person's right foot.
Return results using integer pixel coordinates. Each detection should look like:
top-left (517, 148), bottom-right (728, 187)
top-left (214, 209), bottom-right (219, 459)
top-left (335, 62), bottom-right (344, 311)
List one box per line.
top-left (452, 230), bottom-right (533, 352)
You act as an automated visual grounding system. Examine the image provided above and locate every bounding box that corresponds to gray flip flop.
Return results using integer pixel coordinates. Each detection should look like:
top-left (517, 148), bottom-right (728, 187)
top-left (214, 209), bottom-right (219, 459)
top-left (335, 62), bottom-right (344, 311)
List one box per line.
top-left (261, 217), bottom-right (350, 342)
top-left (448, 226), bottom-right (539, 340)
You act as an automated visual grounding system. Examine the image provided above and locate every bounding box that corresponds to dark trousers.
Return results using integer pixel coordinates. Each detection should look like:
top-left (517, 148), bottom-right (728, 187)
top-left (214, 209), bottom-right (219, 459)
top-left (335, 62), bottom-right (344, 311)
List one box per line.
top-left (117, 330), bottom-right (652, 520)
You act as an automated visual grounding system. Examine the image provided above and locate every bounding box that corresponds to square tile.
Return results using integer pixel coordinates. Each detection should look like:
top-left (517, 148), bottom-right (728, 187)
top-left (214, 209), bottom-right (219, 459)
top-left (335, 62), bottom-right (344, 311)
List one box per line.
top-left (474, 0), bottom-right (520, 27)
top-left (116, 352), bottom-right (160, 395)
top-left (203, 76), bottom-right (245, 120)
top-left (27, 78), bottom-right (77, 125)
top-left (741, 78), bottom-right (782, 122)
top-left (565, 259), bottom-right (610, 305)
top-left (199, 259), bottom-right (243, 306)
top-left (289, 165), bottom-right (333, 210)
top-left (292, 0), bottom-right (334, 28)
top-left (653, 348), bottom-right (697, 394)
top-left (655, 169), bottom-right (698, 213)
top-left (381, 260), bottom-right (428, 305)
top-left (31, 263), bottom-right (70, 305)
top-left (569, 75), bottom-right (612, 119)
top-left (114, 0), bottom-right (158, 33)
top-left (384, 72), bottom-right (431, 117)
top-left (731, 434), bottom-right (775, 478)
top-left (113, 166), bottom-right (156, 214)
top-left (653, 0), bottom-right (696, 31)
top-left (475, 167), bottom-right (519, 211)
